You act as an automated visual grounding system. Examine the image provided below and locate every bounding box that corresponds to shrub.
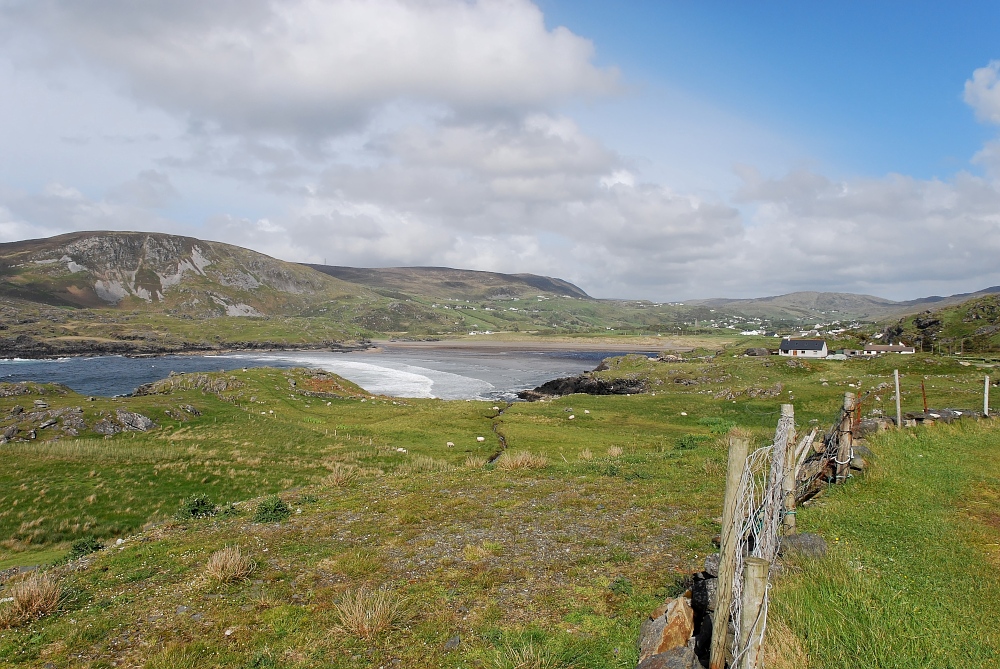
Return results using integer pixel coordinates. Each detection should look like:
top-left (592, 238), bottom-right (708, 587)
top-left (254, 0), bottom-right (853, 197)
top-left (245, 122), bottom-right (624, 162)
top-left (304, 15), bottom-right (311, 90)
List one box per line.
top-left (69, 535), bottom-right (104, 559)
top-left (0, 573), bottom-right (61, 629)
top-left (252, 496), bottom-right (291, 523)
top-left (676, 434), bottom-right (709, 450)
top-left (495, 451), bottom-right (548, 471)
top-left (332, 586), bottom-right (404, 640)
top-left (205, 546), bottom-right (255, 583)
top-left (608, 575), bottom-right (633, 596)
top-left (176, 493), bottom-right (217, 519)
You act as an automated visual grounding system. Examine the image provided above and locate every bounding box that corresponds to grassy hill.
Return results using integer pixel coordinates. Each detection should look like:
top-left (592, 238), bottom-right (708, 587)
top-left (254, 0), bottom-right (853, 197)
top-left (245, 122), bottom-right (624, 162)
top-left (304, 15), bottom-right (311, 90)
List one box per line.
top-left (881, 293), bottom-right (1000, 353)
top-left (0, 340), bottom-right (997, 666)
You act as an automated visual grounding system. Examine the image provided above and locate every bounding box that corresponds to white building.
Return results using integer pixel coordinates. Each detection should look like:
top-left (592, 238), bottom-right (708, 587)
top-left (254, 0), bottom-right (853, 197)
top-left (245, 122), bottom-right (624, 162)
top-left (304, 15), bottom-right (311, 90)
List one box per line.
top-left (778, 339), bottom-right (828, 358)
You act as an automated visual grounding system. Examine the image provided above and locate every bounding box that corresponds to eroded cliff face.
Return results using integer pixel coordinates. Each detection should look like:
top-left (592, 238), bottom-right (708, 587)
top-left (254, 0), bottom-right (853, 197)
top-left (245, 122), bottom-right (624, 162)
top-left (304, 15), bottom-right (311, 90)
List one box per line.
top-left (0, 231), bottom-right (358, 315)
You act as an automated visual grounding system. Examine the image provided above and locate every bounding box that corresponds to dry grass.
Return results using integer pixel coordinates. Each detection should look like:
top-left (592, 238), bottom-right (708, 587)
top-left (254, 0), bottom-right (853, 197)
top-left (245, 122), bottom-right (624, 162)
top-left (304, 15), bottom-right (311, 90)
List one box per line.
top-left (764, 616), bottom-right (810, 669)
top-left (606, 446), bottom-right (623, 458)
top-left (0, 572), bottom-right (61, 628)
top-left (493, 642), bottom-right (566, 669)
top-left (331, 586), bottom-right (404, 640)
top-left (323, 462), bottom-right (358, 487)
top-left (204, 546), bottom-right (255, 583)
top-left (463, 540), bottom-right (504, 561)
top-left (495, 451), bottom-right (548, 471)
top-left (464, 455), bottom-right (487, 468)
top-left (703, 458), bottom-right (724, 476)
top-left (578, 448), bottom-right (593, 461)
top-left (397, 455), bottom-right (453, 475)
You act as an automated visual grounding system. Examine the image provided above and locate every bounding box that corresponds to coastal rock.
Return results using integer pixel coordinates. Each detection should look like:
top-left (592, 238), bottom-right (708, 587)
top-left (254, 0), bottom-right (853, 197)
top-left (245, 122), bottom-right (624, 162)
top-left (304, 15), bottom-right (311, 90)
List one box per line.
top-left (116, 409), bottom-right (156, 432)
top-left (518, 375), bottom-right (647, 400)
top-left (636, 647), bottom-right (698, 669)
top-left (94, 419), bottom-right (121, 435)
top-left (779, 533), bottom-right (827, 559)
top-left (638, 596), bottom-right (695, 663)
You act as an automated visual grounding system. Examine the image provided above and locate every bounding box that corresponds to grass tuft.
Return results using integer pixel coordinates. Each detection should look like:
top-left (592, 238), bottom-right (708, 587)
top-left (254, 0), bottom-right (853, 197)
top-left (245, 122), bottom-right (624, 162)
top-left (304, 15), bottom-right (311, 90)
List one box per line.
top-left (464, 455), bottom-right (487, 468)
top-left (492, 642), bottom-right (567, 669)
top-left (331, 586), bottom-right (404, 640)
top-left (495, 451), bottom-right (548, 471)
top-left (0, 572), bottom-right (61, 628)
top-left (252, 496), bottom-right (291, 523)
top-left (205, 545), bottom-right (255, 583)
top-left (606, 446), bottom-right (623, 458)
top-left (578, 448), bottom-right (593, 461)
top-left (324, 462), bottom-right (358, 487)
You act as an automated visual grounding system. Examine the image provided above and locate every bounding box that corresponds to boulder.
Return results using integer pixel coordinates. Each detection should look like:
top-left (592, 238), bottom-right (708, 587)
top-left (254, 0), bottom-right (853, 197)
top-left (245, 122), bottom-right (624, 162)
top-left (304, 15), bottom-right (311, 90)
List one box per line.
top-left (744, 347), bottom-right (771, 357)
top-left (638, 596), bottom-right (695, 663)
top-left (115, 409), bottom-right (156, 432)
top-left (93, 419), bottom-right (121, 435)
top-left (691, 576), bottom-right (718, 614)
top-left (636, 647), bottom-right (698, 669)
top-left (703, 553), bottom-right (720, 577)
top-left (779, 533), bottom-right (827, 559)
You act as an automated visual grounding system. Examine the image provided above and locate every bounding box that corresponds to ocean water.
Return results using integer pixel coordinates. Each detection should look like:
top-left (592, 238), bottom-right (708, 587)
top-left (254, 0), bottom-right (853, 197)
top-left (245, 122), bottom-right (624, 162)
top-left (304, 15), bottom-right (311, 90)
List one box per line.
top-left (0, 348), bottom-right (654, 400)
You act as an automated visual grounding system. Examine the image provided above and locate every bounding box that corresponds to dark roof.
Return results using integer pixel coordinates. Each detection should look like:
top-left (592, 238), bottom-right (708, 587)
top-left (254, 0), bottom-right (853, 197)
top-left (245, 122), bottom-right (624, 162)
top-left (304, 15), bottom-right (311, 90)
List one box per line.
top-left (779, 339), bottom-right (827, 352)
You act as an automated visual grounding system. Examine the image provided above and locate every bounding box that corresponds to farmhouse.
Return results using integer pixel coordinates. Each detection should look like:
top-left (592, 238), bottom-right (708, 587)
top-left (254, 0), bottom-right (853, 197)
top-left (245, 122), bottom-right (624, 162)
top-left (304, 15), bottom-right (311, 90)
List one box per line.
top-left (778, 339), bottom-right (828, 358)
top-left (863, 344), bottom-right (916, 355)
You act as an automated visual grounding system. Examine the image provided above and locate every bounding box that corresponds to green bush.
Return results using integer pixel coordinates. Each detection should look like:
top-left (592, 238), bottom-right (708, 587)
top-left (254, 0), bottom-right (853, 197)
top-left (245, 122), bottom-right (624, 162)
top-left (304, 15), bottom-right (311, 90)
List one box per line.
top-left (676, 434), bottom-right (709, 449)
top-left (253, 496), bottom-right (291, 523)
top-left (697, 417), bottom-right (737, 434)
top-left (176, 494), bottom-right (218, 519)
top-left (69, 535), bottom-right (104, 559)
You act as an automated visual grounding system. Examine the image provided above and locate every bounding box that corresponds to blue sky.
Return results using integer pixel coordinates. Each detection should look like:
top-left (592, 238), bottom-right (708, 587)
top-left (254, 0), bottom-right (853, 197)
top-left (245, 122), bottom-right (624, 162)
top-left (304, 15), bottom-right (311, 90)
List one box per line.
top-left (1, 1), bottom-right (1000, 300)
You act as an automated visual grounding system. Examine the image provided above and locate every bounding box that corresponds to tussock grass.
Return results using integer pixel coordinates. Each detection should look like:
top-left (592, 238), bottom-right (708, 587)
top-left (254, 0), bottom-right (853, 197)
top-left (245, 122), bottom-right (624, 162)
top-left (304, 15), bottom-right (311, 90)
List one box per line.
top-left (323, 462), bottom-right (358, 486)
top-left (464, 454), bottom-right (487, 468)
top-left (578, 448), bottom-right (593, 461)
top-left (606, 446), bottom-right (623, 458)
top-left (495, 451), bottom-right (548, 470)
top-left (0, 572), bottom-right (61, 628)
top-left (331, 586), bottom-right (404, 640)
top-left (204, 545), bottom-right (255, 583)
top-left (492, 642), bottom-right (567, 669)
top-left (397, 455), bottom-right (453, 475)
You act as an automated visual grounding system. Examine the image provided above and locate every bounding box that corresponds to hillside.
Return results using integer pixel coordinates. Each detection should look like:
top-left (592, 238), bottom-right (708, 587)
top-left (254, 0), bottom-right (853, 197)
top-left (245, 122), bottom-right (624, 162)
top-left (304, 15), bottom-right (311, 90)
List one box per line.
top-left (881, 292), bottom-right (1000, 353)
top-left (306, 265), bottom-right (590, 301)
top-left (0, 231), bottom-right (363, 317)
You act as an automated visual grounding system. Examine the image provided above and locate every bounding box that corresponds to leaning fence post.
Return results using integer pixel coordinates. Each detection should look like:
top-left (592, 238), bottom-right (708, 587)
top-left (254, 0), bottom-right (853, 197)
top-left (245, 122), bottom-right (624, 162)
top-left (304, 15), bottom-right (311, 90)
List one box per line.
top-left (780, 404), bottom-right (797, 535)
top-left (709, 434), bottom-right (750, 669)
top-left (835, 392), bottom-right (855, 483)
top-left (738, 557), bottom-right (769, 669)
top-left (894, 369), bottom-right (902, 428)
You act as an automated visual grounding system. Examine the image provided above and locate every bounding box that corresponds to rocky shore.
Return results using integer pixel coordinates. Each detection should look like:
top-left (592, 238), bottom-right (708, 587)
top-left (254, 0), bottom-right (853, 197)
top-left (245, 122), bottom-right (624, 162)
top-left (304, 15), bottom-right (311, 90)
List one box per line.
top-left (518, 373), bottom-right (647, 400)
top-left (0, 334), bottom-right (372, 360)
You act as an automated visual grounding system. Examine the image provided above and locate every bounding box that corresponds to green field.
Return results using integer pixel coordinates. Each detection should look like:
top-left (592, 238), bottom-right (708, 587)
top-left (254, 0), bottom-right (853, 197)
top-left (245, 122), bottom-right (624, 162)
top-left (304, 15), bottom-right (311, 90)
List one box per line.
top-left (0, 344), bottom-right (998, 667)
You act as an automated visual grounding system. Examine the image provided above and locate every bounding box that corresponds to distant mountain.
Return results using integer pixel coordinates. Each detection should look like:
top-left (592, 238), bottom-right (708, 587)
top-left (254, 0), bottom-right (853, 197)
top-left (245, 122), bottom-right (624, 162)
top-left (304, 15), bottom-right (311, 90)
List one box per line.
top-left (304, 265), bottom-right (590, 301)
top-left (0, 231), bottom-right (363, 317)
top-left (686, 287), bottom-right (1000, 322)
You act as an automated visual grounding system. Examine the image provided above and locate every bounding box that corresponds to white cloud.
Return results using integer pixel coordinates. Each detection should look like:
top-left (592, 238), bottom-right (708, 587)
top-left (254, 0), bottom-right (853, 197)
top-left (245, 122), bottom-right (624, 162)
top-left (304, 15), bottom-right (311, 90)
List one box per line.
top-left (6, 0), bottom-right (618, 138)
top-left (964, 61), bottom-right (1000, 125)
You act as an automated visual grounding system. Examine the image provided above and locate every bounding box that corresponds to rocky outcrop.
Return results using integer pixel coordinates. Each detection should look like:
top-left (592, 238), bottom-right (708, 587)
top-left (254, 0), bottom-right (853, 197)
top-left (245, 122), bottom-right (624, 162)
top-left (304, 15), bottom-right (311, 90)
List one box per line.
top-left (518, 375), bottom-right (647, 400)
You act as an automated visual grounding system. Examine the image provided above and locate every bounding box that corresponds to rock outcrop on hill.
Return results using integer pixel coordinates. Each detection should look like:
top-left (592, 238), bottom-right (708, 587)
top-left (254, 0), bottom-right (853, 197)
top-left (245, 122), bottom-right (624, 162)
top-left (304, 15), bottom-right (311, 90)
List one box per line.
top-left (518, 374), bottom-right (647, 400)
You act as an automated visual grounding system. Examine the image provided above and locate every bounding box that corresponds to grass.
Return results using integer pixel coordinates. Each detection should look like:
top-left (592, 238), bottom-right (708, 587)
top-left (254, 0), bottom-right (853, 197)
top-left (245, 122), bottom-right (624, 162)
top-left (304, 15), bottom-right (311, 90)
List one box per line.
top-left (205, 546), bottom-right (255, 583)
top-left (0, 573), bottom-right (61, 629)
top-left (770, 419), bottom-right (1000, 667)
top-left (331, 586), bottom-right (406, 640)
top-left (0, 347), bottom-right (996, 666)
top-left (494, 451), bottom-right (549, 470)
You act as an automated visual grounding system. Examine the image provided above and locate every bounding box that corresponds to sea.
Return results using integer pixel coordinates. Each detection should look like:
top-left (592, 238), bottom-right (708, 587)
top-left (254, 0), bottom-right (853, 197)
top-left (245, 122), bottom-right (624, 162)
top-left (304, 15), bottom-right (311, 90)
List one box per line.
top-left (0, 348), bottom-right (655, 401)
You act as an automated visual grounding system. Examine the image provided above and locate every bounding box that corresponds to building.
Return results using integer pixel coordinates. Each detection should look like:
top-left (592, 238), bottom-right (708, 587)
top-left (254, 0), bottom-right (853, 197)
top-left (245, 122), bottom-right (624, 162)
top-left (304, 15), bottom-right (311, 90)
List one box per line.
top-left (778, 339), bottom-right (828, 358)
top-left (863, 344), bottom-right (916, 355)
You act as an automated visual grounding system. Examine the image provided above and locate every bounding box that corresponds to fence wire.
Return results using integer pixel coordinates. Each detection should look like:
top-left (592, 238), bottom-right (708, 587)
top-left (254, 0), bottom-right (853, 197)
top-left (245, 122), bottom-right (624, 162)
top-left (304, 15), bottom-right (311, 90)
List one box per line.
top-left (729, 410), bottom-right (793, 666)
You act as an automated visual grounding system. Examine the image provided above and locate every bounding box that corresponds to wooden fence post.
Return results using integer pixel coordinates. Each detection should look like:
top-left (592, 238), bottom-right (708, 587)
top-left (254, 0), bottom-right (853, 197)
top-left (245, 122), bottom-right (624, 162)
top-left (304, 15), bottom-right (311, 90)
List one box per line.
top-left (835, 392), bottom-right (855, 483)
top-left (738, 557), bottom-right (769, 669)
top-left (986, 375), bottom-right (991, 418)
top-left (780, 404), bottom-right (797, 535)
top-left (709, 434), bottom-right (750, 669)
top-left (894, 369), bottom-right (902, 428)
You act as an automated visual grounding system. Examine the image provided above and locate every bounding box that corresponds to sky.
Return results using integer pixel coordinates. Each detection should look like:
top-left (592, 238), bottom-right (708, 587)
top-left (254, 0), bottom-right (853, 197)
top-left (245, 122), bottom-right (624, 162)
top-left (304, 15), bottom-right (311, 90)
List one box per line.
top-left (2, 1), bottom-right (1000, 301)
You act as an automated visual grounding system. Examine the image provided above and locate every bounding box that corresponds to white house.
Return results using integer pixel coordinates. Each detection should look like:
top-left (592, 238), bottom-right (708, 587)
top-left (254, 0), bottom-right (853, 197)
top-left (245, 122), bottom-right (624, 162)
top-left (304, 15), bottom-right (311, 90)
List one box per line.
top-left (863, 344), bottom-right (916, 355)
top-left (778, 339), bottom-right (828, 358)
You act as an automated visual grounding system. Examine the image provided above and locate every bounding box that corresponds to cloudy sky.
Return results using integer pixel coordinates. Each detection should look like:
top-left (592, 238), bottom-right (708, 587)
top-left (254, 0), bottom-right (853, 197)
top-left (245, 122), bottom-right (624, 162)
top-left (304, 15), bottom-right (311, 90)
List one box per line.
top-left (2, 1), bottom-right (1000, 301)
